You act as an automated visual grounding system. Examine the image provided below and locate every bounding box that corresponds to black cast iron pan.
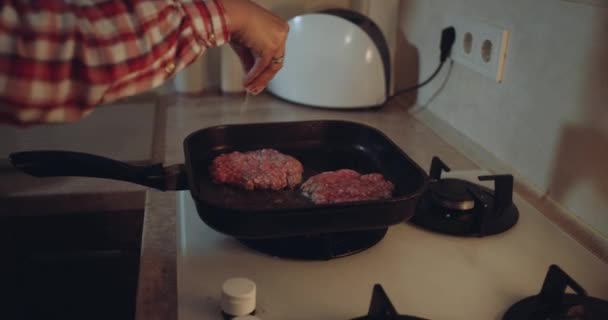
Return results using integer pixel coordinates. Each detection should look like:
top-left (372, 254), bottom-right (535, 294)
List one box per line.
top-left (10, 120), bottom-right (428, 239)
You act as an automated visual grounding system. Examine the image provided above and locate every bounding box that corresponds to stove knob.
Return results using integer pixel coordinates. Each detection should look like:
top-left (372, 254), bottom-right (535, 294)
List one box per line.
top-left (221, 278), bottom-right (257, 317)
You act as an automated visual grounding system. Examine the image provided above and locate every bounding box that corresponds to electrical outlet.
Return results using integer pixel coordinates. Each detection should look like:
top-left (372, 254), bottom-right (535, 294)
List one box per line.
top-left (446, 16), bottom-right (510, 82)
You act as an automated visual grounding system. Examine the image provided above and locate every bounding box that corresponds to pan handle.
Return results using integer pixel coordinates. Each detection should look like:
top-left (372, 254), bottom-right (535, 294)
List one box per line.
top-left (9, 151), bottom-right (187, 191)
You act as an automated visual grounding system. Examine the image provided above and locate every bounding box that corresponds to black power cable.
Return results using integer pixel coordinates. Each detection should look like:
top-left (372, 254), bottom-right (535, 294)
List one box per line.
top-left (385, 26), bottom-right (456, 104)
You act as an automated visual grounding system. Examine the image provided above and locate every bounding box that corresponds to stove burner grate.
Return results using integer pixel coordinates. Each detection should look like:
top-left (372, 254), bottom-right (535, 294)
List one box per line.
top-left (503, 265), bottom-right (608, 320)
top-left (351, 284), bottom-right (427, 320)
top-left (411, 157), bottom-right (519, 236)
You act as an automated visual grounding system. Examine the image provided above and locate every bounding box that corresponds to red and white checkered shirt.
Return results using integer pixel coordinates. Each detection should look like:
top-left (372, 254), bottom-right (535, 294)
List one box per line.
top-left (0, 0), bottom-right (230, 125)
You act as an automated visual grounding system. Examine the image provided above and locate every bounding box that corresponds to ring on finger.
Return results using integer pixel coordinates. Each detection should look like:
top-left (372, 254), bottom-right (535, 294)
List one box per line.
top-left (271, 56), bottom-right (284, 64)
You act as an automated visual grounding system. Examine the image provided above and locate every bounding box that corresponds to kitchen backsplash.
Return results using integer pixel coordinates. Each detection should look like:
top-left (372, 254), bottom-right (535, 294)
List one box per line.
top-left (397, 0), bottom-right (608, 236)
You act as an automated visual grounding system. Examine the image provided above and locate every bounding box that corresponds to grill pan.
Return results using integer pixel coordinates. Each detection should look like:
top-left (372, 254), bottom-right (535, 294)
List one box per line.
top-left (10, 120), bottom-right (428, 239)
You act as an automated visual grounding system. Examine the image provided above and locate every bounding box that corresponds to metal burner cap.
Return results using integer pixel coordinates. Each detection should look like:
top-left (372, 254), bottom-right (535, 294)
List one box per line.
top-left (429, 178), bottom-right (478, 211)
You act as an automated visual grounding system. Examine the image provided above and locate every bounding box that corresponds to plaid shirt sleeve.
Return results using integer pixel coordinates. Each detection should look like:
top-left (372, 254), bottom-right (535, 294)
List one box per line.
top-left (0, 0), bottom-right (230, 125)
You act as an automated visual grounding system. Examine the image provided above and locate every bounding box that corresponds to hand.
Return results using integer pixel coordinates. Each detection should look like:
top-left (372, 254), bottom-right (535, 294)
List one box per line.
top-left (221, 0), bottom-right (289, 94)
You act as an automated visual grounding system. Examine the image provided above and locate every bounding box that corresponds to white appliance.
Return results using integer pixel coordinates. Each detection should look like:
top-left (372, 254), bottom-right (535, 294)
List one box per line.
top-left (267, 9), bottom-right (390, 109)
top-left (177, 170), bottom-right (608, 320)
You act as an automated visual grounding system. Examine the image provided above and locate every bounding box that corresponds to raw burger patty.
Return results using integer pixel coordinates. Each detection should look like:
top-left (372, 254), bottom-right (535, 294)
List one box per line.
top-left (301, 169), bottom-right (394, 204)
top-left (209, 149), bottom-right (303, 190)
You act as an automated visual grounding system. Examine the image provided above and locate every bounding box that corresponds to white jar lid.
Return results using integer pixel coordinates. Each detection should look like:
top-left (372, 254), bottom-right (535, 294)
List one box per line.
top-left (221, 278), bottom-right (256, 316)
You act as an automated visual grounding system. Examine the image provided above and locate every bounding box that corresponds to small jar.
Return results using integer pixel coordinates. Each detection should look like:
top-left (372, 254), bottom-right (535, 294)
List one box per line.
top-left (221, 278), bottom-right (256, 319)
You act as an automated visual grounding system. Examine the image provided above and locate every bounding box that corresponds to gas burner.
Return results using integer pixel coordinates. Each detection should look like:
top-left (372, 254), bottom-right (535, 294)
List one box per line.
top-left (410, 157), bottom-right (519, 236)
top-left (351, 284), bottom-right (427, 320)
top-left (238, 228), bottom-right (387, 260)
top-left (430, 178), bottom-right (478, 210)
top-left (503, 265), bottom-right (608, 320)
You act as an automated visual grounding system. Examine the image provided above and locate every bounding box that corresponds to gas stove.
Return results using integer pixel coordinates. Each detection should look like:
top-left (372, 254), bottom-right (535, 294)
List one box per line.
top-left (503, 265), bottom-right (608, 320)
top-left (352, 263), bottom-right (608, 320)
top-left (411, 156), bottom-right (519, 236)
top-left (177, 160), bottom-right (608, 320)
top-left (354, 265), bottom-right (608, 320)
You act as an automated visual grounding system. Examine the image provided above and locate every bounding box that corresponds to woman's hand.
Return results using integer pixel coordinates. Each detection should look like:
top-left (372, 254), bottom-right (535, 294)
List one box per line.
top-left (222, 0), bottom-right (289, 94)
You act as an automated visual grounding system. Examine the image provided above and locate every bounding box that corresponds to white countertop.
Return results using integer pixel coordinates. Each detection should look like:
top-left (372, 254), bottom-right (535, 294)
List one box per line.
top-left (177, 171), bottom-right (608, 320)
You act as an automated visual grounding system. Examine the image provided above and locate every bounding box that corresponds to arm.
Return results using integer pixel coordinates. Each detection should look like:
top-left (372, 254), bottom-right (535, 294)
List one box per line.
top-left (0, 0), bottom-right (230, 125)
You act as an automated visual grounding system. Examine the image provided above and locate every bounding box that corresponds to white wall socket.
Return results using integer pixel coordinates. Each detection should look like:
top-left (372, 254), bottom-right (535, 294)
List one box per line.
top-left (446, 16), bottom-right (510, 82)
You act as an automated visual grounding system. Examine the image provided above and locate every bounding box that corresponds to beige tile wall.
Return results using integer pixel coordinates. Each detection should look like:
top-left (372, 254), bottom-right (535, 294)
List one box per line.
top-left (397, 0), bottom-right (608, 236)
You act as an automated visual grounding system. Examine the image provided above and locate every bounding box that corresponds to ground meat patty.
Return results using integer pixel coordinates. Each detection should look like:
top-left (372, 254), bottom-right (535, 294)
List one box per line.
top-left (209, 149), bottom-right (303, 190)
top-left (300, 169), bottom-right (394, 204)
